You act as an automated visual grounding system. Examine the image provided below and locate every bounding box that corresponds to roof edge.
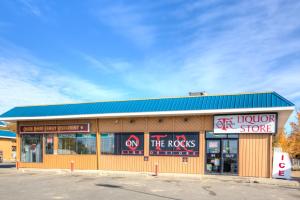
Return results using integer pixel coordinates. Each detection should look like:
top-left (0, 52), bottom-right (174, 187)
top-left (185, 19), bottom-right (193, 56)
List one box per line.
top-left (0, 106), bottom-right (295, 122)
top-left (8, 91), bottom-right (275, 108)
top-left (272, 92), bottom-right (295, 106)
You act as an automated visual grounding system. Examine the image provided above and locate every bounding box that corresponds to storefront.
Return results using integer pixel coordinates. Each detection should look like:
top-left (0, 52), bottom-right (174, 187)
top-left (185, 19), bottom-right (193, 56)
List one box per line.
top-left (0, 130), bottom-right (16, 162)
top-left (0, 92), bottom-right (295, 178)
top-left (205, 132), bottom-right (239, 174)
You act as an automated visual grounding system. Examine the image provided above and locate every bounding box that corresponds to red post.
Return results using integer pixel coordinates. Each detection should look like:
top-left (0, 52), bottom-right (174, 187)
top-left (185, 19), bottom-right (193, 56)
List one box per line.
top-left (154, 163), bottom-right (159, 176)
top-left (16, 161), bottom-right (19, 170)
top-left (70, 161), bottom-right (75, 172)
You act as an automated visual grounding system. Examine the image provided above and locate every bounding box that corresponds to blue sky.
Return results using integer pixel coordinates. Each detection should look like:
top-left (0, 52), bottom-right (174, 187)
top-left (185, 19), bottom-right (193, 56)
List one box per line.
top-left (0, 0), bottom-right (299, 124)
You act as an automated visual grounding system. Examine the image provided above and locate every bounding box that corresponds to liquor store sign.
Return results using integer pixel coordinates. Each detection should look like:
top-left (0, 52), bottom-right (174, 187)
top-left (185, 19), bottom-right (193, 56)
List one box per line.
top-left (214, 114), bottom-right (276, 134)
top-left (20, 123), bottom-right (90, 133)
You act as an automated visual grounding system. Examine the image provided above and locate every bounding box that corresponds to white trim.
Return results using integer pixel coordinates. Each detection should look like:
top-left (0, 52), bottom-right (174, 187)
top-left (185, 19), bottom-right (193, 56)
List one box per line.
top-left (0, 106), bottom-right (295, 121)
top-left (0, 136), bottom-right (16, 139)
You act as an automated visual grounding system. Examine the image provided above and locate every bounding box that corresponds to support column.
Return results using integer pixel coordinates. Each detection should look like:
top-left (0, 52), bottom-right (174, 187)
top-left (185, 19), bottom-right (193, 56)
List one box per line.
top-left (200, 131), bottom-right (205, 174)
top-left (269, 134), bottom-right (273, 178)
top-left (96, 119), bottom-right (101, 170)
top-left (144, 132), bottom-right (149, 156)
top-left (16, 122), bottom-right (20, 163)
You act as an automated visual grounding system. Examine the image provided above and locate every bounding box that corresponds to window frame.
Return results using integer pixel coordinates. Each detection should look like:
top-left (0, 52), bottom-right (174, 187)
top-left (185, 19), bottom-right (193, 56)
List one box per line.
top-left (45, 134), bottom-right (54, 154)
top-left (57, 133), bottom-right (97, 155)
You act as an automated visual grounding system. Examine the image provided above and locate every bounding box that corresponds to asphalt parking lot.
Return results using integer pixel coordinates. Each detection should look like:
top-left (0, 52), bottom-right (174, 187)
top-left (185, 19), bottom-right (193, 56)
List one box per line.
top-left (0, 166), bottom-right (299, 200)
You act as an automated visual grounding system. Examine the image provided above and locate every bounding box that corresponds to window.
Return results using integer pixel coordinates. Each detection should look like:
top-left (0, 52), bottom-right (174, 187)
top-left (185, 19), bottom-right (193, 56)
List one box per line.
top-left (76, 134), bottom-right (96, 154)
top-left (149, 132), bottom-right (199, 156)
top-left (101, 133), bottom-right (144, 155)
top-left (45, 134), bottom-right (54, 154)
top-left (207, 140), bottom-right (220, 153)
top-left (12, 146), bottom-right (16, 152)
top-left (101, 133), bottom-right (119, 155)
top-left (21, 134), bottom-right (43, 162)
top-left (205, 132), bottom-right (238, 139)
top-left (58, 134), bottom-right (96, 155)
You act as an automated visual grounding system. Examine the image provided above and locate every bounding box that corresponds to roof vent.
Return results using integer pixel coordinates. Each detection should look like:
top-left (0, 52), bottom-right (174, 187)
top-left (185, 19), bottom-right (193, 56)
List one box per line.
top-left (189, 91), bottom-right (207, 96)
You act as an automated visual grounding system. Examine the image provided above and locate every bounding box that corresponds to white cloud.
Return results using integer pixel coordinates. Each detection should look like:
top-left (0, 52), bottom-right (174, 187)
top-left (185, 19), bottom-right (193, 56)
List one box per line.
top-left (0, 45), bottom-right (126, 114)
top-left (79, 53), bottom-right (131, 73)
top-left (95, 2), bottom-right (156, 48)
top-left (19, 0), bottom-right (43, 17)
top-left (110, 0), bottom-right (300, 109)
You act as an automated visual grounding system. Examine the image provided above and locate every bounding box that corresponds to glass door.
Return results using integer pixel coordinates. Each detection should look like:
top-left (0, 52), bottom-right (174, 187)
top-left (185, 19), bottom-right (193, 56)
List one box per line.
top-left (205, 132), bottom-right (239, 175)
top-left (206, 140), bottom-right (221, 173)
top-left (221, 140), bottom-right (238, 174)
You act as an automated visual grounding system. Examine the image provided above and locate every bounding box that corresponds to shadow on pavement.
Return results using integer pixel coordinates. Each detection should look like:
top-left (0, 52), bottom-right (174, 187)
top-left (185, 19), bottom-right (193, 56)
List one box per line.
top-left (95, 183), bottom-right (181, 200)
top-left (0, 163), bottom-right (16, 168)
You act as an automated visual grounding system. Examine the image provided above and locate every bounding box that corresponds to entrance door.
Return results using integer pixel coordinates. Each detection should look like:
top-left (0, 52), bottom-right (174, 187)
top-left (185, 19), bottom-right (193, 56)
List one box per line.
top-left (221, 139), bottom-right (238, 174)
top-left (205, 132), bottom-right (238, 175)
top-left (206, 140), bottom-right (221, 173)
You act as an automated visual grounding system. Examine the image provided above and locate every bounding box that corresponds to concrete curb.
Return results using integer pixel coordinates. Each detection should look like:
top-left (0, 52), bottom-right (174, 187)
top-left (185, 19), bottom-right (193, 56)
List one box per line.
top-left (249, 177), bottom-right (299, 187)
top-left (17, 168), bottom-right (299, 188)
top-left (201, 174), bottom-right (299, 187)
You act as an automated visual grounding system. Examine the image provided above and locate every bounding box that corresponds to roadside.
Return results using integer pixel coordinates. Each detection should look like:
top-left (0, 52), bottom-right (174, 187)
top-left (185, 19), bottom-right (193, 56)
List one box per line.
top-left (292, 170), bottom-right (300, 183)
top-left (1, 165), bottom-right (299, 188)
top-left (12, 167), bottom-right (300, 188)
top-left (0, 168), bottom-right (299, 200)
top-left (0, 162), bottom-right (15, 168)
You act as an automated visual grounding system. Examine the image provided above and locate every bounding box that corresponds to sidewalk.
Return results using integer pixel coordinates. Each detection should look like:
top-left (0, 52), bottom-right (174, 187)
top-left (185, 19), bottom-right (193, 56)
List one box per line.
top-left (291, 170), bottom-right (300, 183)
top-left (16, 168), bottom-right (300, 188)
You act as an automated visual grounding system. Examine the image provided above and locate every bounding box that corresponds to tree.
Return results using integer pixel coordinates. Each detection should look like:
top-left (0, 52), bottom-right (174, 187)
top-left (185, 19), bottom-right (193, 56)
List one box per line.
top-left (273, 128), bottom-right (288, 152)
top-left (287, 112), bottom-right (300, 158)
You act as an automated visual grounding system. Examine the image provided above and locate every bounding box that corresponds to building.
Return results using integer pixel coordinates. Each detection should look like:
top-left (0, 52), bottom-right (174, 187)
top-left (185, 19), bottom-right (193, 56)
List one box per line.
top-left (0, 92), bottom-right (295, 177)
top-left (0, 130), bottom-right (16, 162)
top-left (0, 121), bottom-right (7, 127)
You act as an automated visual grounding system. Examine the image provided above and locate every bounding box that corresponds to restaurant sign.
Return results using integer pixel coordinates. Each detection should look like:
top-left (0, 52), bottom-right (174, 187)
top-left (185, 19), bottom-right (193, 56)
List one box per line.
top-left (20, 123), bottom-right (90, 133)
top-left (214, 114), bottom-right (276, 134)
top-left (149, 132), bottom-right (199, 156)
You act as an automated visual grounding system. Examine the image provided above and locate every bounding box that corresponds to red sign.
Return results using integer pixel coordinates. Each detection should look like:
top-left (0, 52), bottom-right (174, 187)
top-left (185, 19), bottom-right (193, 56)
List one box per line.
top-left (20, 124), bottom-right (90, 133)
top-left (214, 114), bottom-right (276, 133)
top-left (121, 133), bottom-right (144, 155)
top-left (149, 132), bottom-right (199, 156)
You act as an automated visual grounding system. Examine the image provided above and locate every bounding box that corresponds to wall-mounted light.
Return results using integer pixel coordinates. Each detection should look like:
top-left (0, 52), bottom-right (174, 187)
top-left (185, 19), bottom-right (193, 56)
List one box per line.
top-left (130, 119), bottom-right (135, 123)
top-left (158, 118), bottom-right (163, 123)
top-left (184, 117), bottom-right (189, 122)
top-left (114, 119), bottom-right (119, 124)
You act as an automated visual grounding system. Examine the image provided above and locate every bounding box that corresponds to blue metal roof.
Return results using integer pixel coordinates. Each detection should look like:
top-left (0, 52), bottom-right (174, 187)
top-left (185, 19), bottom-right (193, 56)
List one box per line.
top-left (0, 130), bottom-right (16, 138)
top-left (0, 92), bottom-right (294, 119)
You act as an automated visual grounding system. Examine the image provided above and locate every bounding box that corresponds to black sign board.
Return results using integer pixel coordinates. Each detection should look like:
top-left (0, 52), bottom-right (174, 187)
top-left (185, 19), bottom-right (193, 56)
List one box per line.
top-left (120, 133), bottom-right (144, 155)
top-left (149, 132), bottom-right (199, 156)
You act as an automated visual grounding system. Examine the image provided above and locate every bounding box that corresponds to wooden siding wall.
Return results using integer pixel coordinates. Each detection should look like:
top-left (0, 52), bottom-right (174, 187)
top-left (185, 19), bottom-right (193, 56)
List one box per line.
top-left (98, 116), bottom-right (211, 174)
top-left (239, 134), bottom-right (271, 178)
top-left (17, 116), bottom-right (273, 177)
top-left (18, 119), bottom-right (98, 170)
top-left (0, 138), bottom-right (16, 161)
top-left (17, 116), bottom-right (212, 173)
